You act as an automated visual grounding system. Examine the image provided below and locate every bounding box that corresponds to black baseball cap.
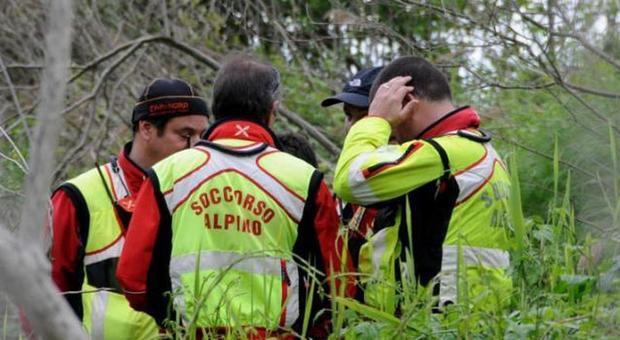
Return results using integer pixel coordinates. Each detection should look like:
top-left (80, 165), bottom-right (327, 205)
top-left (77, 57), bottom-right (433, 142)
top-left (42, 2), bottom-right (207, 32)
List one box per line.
top-left (321, 66), bottom-right (384, 109)
top-left (132, 78), bottom-right (209, 124)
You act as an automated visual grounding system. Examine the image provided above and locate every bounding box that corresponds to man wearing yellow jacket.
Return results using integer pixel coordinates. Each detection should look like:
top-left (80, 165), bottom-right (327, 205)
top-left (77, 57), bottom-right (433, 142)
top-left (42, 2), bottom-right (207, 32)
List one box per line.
top-left (49, 78), bottom-right (209, 339)
top-left (333, 56), bottom-right (512, 313)
top-left (117, 55), bottom-right (354, 338)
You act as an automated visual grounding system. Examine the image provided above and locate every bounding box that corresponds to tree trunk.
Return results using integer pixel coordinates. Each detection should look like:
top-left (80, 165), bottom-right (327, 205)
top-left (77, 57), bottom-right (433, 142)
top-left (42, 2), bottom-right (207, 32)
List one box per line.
top-left (0, 226), bottom-right (86, 339)
top-left (0, 0), bottom-right (85, 338)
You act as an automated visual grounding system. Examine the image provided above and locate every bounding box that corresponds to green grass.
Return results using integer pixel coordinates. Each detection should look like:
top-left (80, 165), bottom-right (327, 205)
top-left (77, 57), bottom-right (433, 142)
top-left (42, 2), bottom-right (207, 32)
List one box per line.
top-left (130, 135), bottom-right (618, 340)
top-left (152, 148), bottom-right (619, 339)
top-left (3, 134), bottom-right (618, 340)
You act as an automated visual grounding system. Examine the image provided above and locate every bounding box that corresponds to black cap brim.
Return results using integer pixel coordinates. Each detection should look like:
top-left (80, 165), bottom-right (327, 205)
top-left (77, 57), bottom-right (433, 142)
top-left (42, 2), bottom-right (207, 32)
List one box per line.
top-left (320, 92), bottom-right (369, 108)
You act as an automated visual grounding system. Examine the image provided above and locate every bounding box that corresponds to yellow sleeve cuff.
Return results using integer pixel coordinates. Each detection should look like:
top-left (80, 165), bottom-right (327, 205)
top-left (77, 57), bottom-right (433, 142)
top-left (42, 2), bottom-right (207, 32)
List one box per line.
top-left (345, 116), bottom-right (391, 148)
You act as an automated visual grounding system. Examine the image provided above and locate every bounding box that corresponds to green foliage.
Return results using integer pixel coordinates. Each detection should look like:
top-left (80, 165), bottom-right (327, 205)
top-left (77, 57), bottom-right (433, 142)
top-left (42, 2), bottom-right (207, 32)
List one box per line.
top-left (2, 0), bottom-right (619, 338)
top-left (149, 156), bottom-right (619, 339)
top-left (329, 156), bottom-right (618, 338)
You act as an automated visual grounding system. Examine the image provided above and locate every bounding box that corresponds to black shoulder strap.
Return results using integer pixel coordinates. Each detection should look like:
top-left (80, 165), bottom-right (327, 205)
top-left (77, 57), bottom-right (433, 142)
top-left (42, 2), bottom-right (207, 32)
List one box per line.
top-left (55, 183), bottom-right (90, 248)
top-left (424, 139), bottom-right (451, 182)
top-left (291, 169), bottom-right (326, 334)
top-left (457, 128), bottom-right (492, 143)
top-left (53, 183), bottom-right (89, 321)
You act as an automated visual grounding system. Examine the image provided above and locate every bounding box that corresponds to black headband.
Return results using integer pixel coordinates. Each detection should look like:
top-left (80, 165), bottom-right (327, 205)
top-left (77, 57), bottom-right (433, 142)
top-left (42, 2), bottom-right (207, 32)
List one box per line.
top-left (132, 96), bottom-right (209, 124)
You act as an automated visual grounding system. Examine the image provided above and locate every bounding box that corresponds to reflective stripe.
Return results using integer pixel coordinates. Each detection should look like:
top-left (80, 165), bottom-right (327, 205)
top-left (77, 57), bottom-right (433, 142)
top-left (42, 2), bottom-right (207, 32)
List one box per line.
top-left (84, 237), bottom-right (125, 265)
top-left (170, 251), bottom-right (283, 279)
top-left (370, 228), bottom-right (390, 275)
top-left (454, 144), bottom-right (498, 204)
top-left (105, 163), bottom-right (130, 200)
top-left (163, 157), bottom-right (220, 212)
top-left (284, 261), bottom-right (299, 327)
top-left (169, 251), bottom-right (293, 324)
top-left (347, 152), bottom-right (380, 204)
top-left (163, 146), bottom-right (305, 222)
top-left (443, 245), bottom-right (510, 269)
top-left (439, 245), bottom-right (510, 305)
top-left (90, 290), bottom-right (109, 340)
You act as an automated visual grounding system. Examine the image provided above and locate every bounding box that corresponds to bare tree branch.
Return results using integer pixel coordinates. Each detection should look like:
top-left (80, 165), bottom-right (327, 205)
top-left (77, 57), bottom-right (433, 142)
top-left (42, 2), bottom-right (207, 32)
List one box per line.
top-left (63, 35), bottom-right (342, 156)
top-left (0, 225), bottom-right (86, 339)
top-left (560, 84), bottom-right (620, 135)
top-left (494, 133), bottom-right (597, 179)
top-left (553, 31), bottom-right (620, 71)
top-left (0, 126), bottom-right (28, 171)
top-left (563, 82), bottom-right (620, 99)
top-left (16, 0), bottom-right (74, 249)
top-left (0, 55), bottom-right (31, 139)
top-left (61, 41), bottom-right (143, 116)
top-left (1, 0), bottom-right (87, 336)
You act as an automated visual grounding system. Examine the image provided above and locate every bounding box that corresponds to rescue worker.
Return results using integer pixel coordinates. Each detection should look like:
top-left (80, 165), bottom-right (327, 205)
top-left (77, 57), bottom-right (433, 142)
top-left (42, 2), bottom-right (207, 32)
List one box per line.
top-left (333, 56), bottom-right (513, 313)
top-left (49, 78), bottom-right (209, 339)
top-left (116, 55), bottom-right (354, 339)
top-left (321, 67), bottom-right (384, 280)
top-left (321, 66), bottom-right (384, 131)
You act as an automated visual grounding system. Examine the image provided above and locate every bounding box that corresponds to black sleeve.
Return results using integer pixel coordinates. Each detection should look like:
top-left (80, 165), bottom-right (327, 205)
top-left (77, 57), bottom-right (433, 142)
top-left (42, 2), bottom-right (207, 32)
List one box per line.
top-left (291, 170), bottom-right (328, 334)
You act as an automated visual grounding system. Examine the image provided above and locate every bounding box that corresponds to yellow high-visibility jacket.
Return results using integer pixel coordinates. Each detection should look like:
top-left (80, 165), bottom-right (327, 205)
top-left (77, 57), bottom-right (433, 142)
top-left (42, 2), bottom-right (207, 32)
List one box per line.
top-left (334, 109), bottom-right (512, 313)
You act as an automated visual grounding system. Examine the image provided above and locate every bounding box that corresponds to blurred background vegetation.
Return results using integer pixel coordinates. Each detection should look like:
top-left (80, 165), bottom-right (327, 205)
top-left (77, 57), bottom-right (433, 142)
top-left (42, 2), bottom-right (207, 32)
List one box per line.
top-left (1, 0), bottom-right (619, 337)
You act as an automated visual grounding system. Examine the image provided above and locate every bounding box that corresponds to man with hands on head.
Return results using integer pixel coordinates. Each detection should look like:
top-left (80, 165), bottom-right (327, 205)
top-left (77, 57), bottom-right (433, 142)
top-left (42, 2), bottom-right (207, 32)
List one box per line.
top-left (333, 56), bottom-right (513, 313)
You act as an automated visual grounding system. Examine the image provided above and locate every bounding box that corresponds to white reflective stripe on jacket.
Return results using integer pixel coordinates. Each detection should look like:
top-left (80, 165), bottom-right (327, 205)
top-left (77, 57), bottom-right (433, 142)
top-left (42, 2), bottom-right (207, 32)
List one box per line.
top-left (169, 250), bottom-right (300, 327)
top-left (163, 145), bottom-right (305, 223)
top-left (84, 236), bottom-right (125, 265)
top-left (439, 245), bottom-right (510, 305)
top-left (454, 143), bottom-right (502, 205)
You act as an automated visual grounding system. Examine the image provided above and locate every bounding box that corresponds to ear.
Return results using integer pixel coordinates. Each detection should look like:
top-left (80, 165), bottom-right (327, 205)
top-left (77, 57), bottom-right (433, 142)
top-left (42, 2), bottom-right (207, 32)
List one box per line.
top-left (137, 120), bottom-right (155, 141)
top-left (401, 93), bottom-right (420, 119)
top-left (268, 100), bottom-right (279, 127)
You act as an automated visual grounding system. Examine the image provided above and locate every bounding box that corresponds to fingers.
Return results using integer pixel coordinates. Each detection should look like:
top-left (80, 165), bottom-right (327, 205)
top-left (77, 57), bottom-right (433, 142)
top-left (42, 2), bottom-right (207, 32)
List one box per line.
top-left (368, 76), bottom-right (416, 128)
top-left (376, 76), bottom-right (411, 94)
top-left (401, 93), bottom-right (418, 115)
top-left (387, 76), bottom-right (412, 88)
top-left (377, 76), bottom-right (413, 99)
top-left (394, 84), bottom-right (414, 99)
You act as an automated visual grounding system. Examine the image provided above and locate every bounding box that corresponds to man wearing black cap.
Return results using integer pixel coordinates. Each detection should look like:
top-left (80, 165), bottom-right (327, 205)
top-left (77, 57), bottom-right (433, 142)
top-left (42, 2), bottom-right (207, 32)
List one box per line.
top-left (321, 67), bottom-right (384, 280)
top-left (48, 78), bottom-right (209, 339)
top-left (321, 66), bottom-right (383, 131)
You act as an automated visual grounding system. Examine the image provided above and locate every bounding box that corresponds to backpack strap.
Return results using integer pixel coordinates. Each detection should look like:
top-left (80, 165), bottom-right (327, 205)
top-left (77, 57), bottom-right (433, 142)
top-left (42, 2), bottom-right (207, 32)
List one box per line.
top-left (457, 128), bottom-right (492, 143)
top-left (424, 138), bottom-right (451, 197)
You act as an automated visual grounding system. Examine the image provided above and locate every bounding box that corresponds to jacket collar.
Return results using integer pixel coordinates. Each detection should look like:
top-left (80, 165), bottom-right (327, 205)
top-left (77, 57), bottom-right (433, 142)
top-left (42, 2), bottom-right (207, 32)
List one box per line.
top-left (417, 106), bottom-right (481, 139)
top-left (204, 118), bottom-right (279, 147)
top-left (117, 142), bottom-right (147, 195)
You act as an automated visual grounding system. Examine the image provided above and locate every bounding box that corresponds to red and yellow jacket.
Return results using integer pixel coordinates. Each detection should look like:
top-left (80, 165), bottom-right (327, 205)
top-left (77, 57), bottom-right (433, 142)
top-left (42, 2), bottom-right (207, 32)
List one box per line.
top-left (117, 120), bottom-right (354, 336)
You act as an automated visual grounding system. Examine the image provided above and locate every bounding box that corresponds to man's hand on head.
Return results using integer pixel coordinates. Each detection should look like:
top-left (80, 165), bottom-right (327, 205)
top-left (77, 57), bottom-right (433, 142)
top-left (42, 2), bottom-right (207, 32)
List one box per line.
top-left (368, 76), bottom-right (417, 128)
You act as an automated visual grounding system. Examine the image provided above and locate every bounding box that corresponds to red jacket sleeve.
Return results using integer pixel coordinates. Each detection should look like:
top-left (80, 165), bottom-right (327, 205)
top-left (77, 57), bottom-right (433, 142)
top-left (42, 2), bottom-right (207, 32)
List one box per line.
top-left (50, 189), bottom-right (83, 292)
top-left (312, 181), bottom-right (356, 298)
top-left (116, 176), bottom-right (163, 314)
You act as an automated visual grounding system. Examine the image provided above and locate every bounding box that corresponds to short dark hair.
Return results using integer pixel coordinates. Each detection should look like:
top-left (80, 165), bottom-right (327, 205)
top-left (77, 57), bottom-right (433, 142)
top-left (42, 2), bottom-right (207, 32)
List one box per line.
top-left (369, 56), bottom-right (451, 102)
top-left (131, 116), bottom-right (171, 136)
top-left (212, 55), bottom-right (281, 124)
top-left (277, 132), bottom-right (318, 168)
